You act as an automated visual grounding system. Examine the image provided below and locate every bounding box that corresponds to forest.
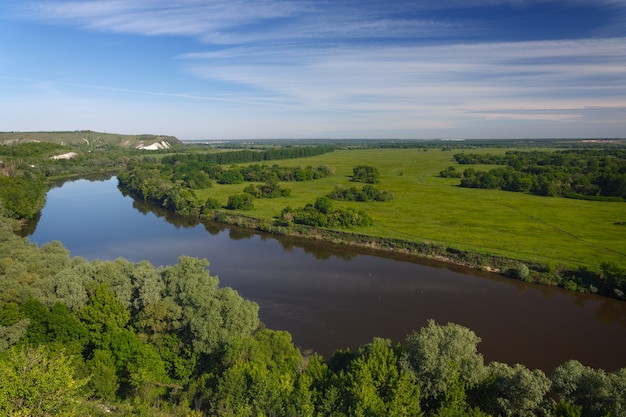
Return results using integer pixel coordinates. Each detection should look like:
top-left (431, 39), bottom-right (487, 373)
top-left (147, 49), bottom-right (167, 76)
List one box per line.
top-left (443, 149), bottom-right (626, 200)
top-left (1, 137), bottom-right (626, 415)
top-left (1, 212), bottom-right (625, 416)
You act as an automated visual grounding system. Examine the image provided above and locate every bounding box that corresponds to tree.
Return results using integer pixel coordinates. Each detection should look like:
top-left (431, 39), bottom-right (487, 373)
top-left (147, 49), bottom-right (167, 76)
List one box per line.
top-left (352, 165), bottom-right (380, 184)
top-left (50, 267), bottom-right (89, 310)
top-left (314, 196), bottom-right (333, 214)
top-left (131, 260), bottom-right (164, 312)
top-left (86, 349), bottom-right (119, 400)
top-left (600, 261), bottom-right (626, 297)
top-left (213, 330), bottom-right (311, 417)
top-left (551, 360), bottom-right (625, 417)
top-left (346, 338), bottom-right (422, 417)
top-left (203, 197), bottom-right (222, 211)
top-left (218, 169), bottom-right (244, 184)
top-left (162, 256), bottom-right (259, 355)
top-left (0, 345), bottom-right (88, 417)
top-left (475, 362), bottom-right (551, 417)
top-left (77, 284), bottom-right (131, 348)
top-left (0, 318), bottom-right (30, 352)
top-left (226, 194), bottom-right (254, 210)
top-left (401, 320), bottom-right (485, 411)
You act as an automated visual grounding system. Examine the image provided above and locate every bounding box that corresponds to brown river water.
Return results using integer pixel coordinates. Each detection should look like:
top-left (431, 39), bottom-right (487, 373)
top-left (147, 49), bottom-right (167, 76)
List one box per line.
top-left (28, 177), bottom-right (626, 372)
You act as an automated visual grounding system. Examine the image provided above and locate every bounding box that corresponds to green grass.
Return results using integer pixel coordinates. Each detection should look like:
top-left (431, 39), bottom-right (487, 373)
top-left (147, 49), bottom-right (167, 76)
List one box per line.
top-left (196, 148), bottom-right (626, 269)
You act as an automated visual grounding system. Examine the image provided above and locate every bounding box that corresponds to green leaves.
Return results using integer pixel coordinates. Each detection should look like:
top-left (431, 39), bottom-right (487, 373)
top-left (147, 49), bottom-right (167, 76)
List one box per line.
top-left (401, 320), bottom-right (485, 409)
top-left (0, 345), bottom-right (89, 417)
top-left (352, 165), bottom-right (380, 184)
top-left (347, 338), bottom-right (421, 417)
top-left (162, 256), bottom-right (260, 355)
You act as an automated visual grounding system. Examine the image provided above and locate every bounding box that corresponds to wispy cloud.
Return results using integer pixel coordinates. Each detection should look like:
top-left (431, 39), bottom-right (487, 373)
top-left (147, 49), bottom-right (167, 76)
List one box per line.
top-left (16, 0), bottom-right (626, 42)
top-left (16, 0), bottom-right (480, 43)
top-left (3, 0), bottom-right (625, 138)
top-left (180, 38), bottom-right (626, 117)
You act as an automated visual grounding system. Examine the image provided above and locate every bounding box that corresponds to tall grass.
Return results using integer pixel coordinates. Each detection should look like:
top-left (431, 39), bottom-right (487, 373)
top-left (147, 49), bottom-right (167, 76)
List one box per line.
top-left (196, 148), bottom-right (625, 269)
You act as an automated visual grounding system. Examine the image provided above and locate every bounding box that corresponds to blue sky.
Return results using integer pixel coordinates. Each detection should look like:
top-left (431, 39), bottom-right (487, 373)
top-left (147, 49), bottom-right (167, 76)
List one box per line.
top-left (1, 1), bottom-right (625, 140)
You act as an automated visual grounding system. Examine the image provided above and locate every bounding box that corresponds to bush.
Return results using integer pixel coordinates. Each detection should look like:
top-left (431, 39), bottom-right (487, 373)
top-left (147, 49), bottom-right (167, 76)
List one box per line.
top-left (507, 263), bottom-right (530, 281)
top-left (226, 194), bottom-right (254, 210)
top-left (352, 165), bottom-right (379, 183)
top-left (204, 197), bottom-right (221, 210)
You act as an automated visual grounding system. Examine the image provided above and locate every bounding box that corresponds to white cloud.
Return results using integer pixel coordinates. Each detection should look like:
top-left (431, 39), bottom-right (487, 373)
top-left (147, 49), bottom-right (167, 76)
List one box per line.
top-left (181, 37), bottom-right (626, 115)
top-left (3, 0), bottom-right (625, 138)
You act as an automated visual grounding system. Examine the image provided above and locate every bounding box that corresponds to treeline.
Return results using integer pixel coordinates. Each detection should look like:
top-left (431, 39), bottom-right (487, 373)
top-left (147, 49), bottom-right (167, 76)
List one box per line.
top-left (1, 216), bottom-right (625, 416)
top-left (0, 175), bottom-right (47, 219)
top-left (445, 150), bottom-right (626, 200)
top-left (0, 142), bottom-right (133, 219)
top-left (117, 163), bottom-right (334, 218)
top-left (161, 145), bottom-right (335, 166)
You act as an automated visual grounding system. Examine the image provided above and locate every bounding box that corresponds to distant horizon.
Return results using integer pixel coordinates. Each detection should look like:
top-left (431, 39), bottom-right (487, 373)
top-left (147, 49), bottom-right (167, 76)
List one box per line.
top-left (3, 129), bottom-right (625, 143)
top-left (1, 1), bottom-right (625, 139)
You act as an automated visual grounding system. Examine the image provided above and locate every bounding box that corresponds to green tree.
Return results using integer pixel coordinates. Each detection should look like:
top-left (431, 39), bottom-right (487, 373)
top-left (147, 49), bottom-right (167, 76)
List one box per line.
top-left (226, 193), bottom-right (254, 210)
top-left (551, 360), bottom-right (625, 417)
top-left (600, 261), bottom-right (626, 297)
top-left (352, 165), bottom-right (380, 184)
top-left (163, 256), bottom-right (259, 355)
top-left (131, 260), bottom-right (164, 312)
top-left (0, 318), bottom-right (30, 352)
top-left (314, 196), bottom-right (334, 214)
top-left (86, 349), bottom-right (119, 400)
top-left (0, 345), bottom-right (88, 417)
top-left (218, 169), bottom-right (244, 184)
top-left (475, 362), bottom-right (551, 417)
top-left (346, 338), bottom-right (422, 417)
top-left (401, 320), bottom-right (485, 411)
top-left (78, 284), bottom-right (130, 337)
top-left (213, 329), bottom-right (311, 417)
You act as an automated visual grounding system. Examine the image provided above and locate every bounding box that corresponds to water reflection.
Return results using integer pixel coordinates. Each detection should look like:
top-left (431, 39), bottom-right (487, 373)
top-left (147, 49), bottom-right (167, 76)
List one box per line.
top-left (27, 177), bottom-right (626, 372)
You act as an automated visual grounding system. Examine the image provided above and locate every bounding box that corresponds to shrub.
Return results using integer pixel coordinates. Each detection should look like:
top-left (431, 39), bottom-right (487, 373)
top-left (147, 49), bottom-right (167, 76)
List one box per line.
top-left (226, 194), bottom-right (254, 210)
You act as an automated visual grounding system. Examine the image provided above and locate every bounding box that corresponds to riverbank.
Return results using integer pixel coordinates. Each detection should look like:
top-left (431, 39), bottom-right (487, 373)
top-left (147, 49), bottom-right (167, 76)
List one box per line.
top-left (206, 210), bottom-right (621, 300)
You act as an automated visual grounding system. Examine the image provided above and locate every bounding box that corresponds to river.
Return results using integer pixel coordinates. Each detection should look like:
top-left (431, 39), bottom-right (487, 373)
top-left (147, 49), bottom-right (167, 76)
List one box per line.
top-left (28, 176), bottom-right (626, 372)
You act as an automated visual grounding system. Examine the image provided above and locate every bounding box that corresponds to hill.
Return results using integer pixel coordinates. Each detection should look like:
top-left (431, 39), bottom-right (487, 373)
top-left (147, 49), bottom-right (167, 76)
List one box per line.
top-left (0, 130), bottom-right (181, 150)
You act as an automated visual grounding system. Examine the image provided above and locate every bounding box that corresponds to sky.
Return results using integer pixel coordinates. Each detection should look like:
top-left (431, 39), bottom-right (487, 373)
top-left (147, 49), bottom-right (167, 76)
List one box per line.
top-left (1, 1), bottom-right (625, 140)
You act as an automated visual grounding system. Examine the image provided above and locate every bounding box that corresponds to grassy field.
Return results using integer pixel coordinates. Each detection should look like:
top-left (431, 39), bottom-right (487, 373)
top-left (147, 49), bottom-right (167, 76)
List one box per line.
top-left (195, 147), bottom-right (626, 270)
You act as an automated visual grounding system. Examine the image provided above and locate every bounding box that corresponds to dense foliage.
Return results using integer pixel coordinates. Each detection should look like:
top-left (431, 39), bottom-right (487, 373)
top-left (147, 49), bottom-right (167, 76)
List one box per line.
top-left (118, 155), bottom-right (334, 219)
top-left (2, 139), bottom-right (626, 415)
top-left (280, 197), bottom-right (374, 228)
top-left (226, 193), bottom-right (254, 210)
top-left (243, 181), bottom-right (291, 199)
top-left (0, 175), bottom-right (47, 219)
top-left (327, 184), bottom-right (393, 202)
top-left (447, 150), bottom-right (626, 200)
top-left (161, 145), bottom-right (335, 166)
top-left (1, 223), bottom-right (624, 417)
top-left (352, 165), bottom-right (380, 184)
top-left (0, 141), bottom-right (133, 219)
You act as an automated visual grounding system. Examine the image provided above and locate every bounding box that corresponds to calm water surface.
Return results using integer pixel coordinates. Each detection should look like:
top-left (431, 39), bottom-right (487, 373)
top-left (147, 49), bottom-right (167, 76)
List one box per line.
top-left (28, 177), bottom-right (626, 372)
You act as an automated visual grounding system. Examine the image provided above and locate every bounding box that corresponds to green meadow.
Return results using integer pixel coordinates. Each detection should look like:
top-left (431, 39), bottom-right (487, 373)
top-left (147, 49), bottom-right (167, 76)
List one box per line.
top-left (195, 147), bottom-right (625, 270)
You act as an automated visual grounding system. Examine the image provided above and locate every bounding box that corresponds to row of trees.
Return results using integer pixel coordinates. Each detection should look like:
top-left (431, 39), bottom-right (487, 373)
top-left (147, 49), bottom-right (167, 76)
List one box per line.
top-left (447, 150), bottom-right (626, 200)
top-left (165, 162), bottom-right (334, 188)
top-left (161, 145), bottom-right (335, 166)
